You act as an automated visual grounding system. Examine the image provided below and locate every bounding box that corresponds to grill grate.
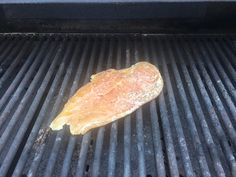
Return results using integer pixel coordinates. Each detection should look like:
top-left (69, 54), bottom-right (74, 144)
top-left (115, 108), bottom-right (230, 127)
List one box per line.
top-left (0, 34), bottom-right (236, 177)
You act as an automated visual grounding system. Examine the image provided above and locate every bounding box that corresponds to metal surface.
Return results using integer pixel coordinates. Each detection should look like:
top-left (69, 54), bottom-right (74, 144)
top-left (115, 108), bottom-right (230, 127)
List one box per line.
top-left (0, 34), bottom-right (236, 177)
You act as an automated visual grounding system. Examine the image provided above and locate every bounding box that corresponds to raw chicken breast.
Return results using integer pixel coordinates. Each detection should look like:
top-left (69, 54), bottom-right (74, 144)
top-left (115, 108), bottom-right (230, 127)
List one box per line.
top-left (50, 61), bottom-right (163, 135)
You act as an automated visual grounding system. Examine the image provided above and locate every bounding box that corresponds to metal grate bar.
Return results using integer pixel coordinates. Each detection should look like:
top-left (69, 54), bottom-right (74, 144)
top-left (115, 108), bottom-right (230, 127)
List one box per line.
top-left (158, 38), bottom-right (196, 177)
top-left (12, 40), bottom-right (69, 177)
top-left (0, 41), bottom-right (56, 139)
top-left (0, 41), bottom-right (60, 177)
top-left (143, 38), bottom-right (166, 177)
top-left (107, 38), bottom-right (118, 177)
top-left (0, 40), bottom-right (28, 86)
top-left (26, 41), bottom-right (75, 177)
top-left (0, 41), bottom-right (41, 112)
top-left (0, 41), bottom-right (50, 124)
top-left (165, 39), bottom-right (211, 177)
top-left (0, 39), bottom-right (18, 65)
top-left (59, 38), bottom-right (91, 177)
top-left (75, 38), bottom-right (100, 177)
top-left (0, 40), bottom-right (11, 63)
top-left (123, 38), bottom-right (132, 177)
top-left (197, 40), bottom-right (236, 123)
top-left (0, 40), bottom-right (58, 177)
top-left (222, 38), bottom-right (236, 69)
top-left (188, 40), bottom-right (236, 148)
top-left (172, 39), bottom-right (226, 177)
top-left (134, 39), bottom-right (147, 177)
top-left (0, 41), bottom-right (57, 149)
top-left (43, 41), bottom-right (79, 177)
top-left (149, 38), bottom-right (180, 177)
top-left (179, 39), bottom-right (236, 176)
top-left (0, 34), bottom-right (235, 177)
top-left (205, 39), bottom-right (236, 105)
top-left (211, 40), bottom-right (236, 84)
top-left (91, 38), bottom-right (109, 177)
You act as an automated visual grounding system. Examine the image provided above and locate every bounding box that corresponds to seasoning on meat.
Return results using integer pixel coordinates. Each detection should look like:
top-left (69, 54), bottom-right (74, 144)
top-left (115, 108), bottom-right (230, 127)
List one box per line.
top-left (50, 61), bottom-right (164, 135)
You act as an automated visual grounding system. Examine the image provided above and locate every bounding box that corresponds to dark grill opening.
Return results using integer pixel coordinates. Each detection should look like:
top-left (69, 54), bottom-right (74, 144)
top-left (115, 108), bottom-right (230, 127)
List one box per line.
top-left (0, 34), bottom-right (236, 177)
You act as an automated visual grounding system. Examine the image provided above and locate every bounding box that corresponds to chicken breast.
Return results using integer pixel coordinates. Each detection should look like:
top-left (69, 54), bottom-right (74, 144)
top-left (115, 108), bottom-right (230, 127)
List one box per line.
top-left (50, 61), bottom-right (163, 135)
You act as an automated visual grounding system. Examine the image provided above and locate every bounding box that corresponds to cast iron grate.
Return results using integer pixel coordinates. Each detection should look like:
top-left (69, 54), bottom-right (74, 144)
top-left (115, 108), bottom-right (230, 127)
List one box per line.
top-left (0, 34), bottom-right (235, 177)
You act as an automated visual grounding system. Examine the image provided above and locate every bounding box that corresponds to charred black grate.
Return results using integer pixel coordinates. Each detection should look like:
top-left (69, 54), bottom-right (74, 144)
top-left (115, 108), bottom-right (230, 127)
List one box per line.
top-left (0, 34), bottom-right (236, 177)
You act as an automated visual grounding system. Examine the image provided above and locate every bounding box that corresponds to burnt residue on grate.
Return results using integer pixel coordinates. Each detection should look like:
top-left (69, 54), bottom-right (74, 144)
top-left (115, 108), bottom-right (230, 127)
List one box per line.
top-left (0, 34), bottom-right (235, 177)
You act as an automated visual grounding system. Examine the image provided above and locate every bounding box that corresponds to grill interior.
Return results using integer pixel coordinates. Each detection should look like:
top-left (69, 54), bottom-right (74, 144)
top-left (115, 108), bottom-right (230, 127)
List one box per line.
top-left (0, 34), bottom-right (236, 177)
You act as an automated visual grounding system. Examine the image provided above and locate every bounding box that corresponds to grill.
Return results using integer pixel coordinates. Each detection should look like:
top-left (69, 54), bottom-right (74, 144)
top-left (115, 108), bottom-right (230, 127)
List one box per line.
top-left (0, 34), bottom-right (236, 177)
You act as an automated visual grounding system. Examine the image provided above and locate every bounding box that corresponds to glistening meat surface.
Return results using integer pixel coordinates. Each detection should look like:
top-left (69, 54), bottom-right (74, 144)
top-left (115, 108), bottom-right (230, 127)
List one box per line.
top-left (50, 62), bottom-right (163, 135)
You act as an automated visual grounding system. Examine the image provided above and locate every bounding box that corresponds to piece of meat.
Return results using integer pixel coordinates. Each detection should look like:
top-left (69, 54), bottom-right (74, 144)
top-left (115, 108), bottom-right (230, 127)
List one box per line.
top-left (50, 61), bottom-right (163, 135)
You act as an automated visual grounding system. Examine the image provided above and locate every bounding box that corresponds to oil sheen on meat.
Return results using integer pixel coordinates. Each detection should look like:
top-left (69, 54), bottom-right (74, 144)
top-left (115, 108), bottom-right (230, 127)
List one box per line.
top-left (50, 62), bottom-right (163, 135)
